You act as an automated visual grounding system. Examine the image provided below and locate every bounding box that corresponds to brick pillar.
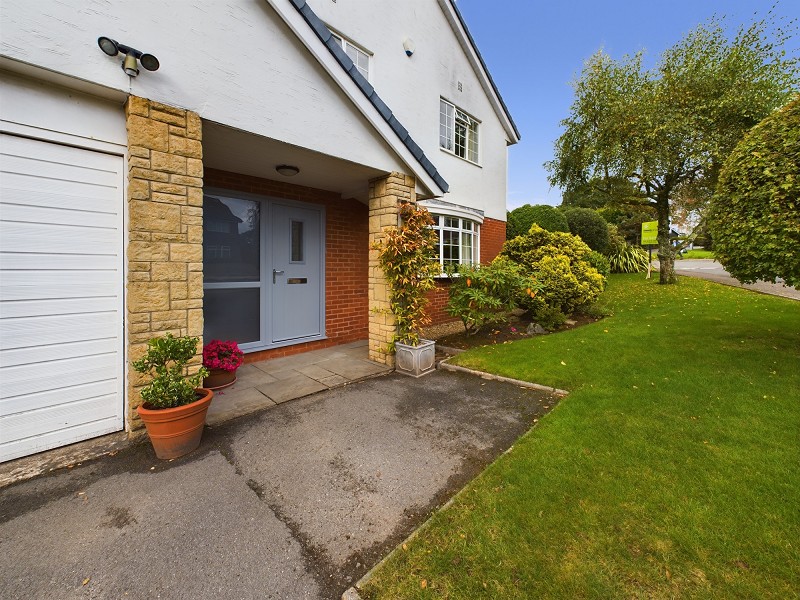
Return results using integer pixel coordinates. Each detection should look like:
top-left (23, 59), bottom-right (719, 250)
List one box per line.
top-left (125, 97), bottom-right (204, 429)
top-left (368, 172), bottom-right (415, 365)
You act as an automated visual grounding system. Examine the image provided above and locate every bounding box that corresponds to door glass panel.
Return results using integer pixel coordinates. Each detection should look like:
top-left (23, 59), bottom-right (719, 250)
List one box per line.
top-left (203, 288), bottom-right (261, 344)
top-left (291, 220), bottom-right (304, 263)
top-left (203, 195), bottom-right (260, 283)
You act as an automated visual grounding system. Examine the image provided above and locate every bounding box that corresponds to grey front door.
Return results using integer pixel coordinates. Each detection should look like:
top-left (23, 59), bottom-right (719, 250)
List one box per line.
top-left (270, 202), bottom-right (323, 343)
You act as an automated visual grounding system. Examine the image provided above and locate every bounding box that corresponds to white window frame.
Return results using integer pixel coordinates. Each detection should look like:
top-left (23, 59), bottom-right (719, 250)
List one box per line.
top-left (330, 31), bottom-right (371, 81)
top-left (439, 98), bottom-right (480, 164)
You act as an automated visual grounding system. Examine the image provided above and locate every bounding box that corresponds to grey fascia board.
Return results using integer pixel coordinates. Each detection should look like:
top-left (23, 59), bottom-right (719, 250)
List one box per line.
top-left (299, 4), bottom-right (331, 42)
top-left (349, 68), bottom-right (375, 97)
top-left (404, 137), bottom-right (424, 161)
top-left (369, 93), bottom-right (393, 121)
top-left (433, 173), bottom-right (450, 193)
top-left (387, 115), bottom-right (409, 142)
top-left (325, 37), bottom-right (353, 68)
top-left (289, 0), bottom-right (449, 194)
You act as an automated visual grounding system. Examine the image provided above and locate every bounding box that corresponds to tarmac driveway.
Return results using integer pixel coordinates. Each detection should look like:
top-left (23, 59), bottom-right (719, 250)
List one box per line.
top-left (0, 369), bottom-right (558, 599)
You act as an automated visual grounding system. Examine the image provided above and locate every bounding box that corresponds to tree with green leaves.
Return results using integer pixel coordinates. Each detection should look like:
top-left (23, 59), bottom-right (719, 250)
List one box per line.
top-left (709, 96), bottom-right (800, 288)
top-left (506, 204), bottom-right (569, 239)
top-left (546, 15), bottom-right (797, 284)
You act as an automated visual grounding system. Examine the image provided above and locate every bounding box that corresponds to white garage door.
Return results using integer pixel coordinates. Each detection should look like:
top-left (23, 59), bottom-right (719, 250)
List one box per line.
top-left (0, 133), bottom-right (125, 463)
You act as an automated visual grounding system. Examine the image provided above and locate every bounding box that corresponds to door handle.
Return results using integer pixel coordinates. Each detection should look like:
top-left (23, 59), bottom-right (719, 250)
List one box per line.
top-left (272, 269), bottom-right (285, 284)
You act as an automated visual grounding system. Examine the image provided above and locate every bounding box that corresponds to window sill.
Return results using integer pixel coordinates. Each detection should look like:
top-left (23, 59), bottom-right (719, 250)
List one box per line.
top-left (439, 147), bottom-right (482, 167)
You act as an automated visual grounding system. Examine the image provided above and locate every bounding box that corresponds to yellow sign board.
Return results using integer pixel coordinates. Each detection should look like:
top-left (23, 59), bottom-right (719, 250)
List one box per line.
top-left (641, 221), bottom-right (658, 246)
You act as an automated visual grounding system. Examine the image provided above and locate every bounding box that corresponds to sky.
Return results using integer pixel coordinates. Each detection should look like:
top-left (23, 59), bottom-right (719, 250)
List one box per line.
top-left (455, 0), bottom-right (800, 209)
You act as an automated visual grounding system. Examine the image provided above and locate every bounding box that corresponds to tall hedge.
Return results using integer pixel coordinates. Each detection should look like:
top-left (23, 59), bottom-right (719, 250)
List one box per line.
top-left (506, 204), bottom-right (569, 239)
top-left (562, 207), bottom-right (610, 253)
top-left (709, 96), bottom-right (800, 287)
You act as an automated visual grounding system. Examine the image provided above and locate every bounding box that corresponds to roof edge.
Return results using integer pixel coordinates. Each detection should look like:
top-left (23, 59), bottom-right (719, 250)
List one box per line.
top-left (440, 0), bottom-right (521, 143)
top-left (287, 0), bottom-right (449, 193)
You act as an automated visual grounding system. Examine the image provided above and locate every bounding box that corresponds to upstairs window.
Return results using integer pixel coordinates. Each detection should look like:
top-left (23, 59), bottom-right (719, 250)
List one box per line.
top-left (439, 99), bottom-right (479, 163)
top-left (331, 32), bottom-right (370, 80)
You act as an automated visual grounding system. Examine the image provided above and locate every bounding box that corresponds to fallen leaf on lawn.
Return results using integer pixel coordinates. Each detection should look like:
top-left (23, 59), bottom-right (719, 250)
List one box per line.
top-left (420, 579), bottom-right (427, 589)
top-left (560, 361), bottom-right (566, 365)
top-left (402, 543), bottom-right (408, 551)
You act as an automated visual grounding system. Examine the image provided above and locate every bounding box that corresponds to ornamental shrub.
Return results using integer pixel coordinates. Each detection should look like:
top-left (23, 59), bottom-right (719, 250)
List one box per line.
top-left (532, 305), bottom-right (568, 331)
top-left (506, 204), bottom-right (569, 239)
top-left (501, 225), bottom-right (605, 316)
top-left (562, 207), bottom-right (610, 253)
top-left (446, 257), bottom-right (542, 335)
top-left (132, 333), bottom-right (208, 409)
top-left (607, 243), bottom-right (651, 273)
top-left (371, 203), bottom-right (439, 347)
top-left (586, 251), bottom-right (610, 279)
top-left (709, 96), bottom-right (800, 287)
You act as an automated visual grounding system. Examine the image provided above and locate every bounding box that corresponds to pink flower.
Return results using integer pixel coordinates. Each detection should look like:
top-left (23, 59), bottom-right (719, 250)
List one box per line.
top-left (202, 339), bottom-right (244, 372)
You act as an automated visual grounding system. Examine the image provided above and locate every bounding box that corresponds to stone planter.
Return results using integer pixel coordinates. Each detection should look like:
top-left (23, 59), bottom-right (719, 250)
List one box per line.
top-left (395, 339), bottom-right (436, 377)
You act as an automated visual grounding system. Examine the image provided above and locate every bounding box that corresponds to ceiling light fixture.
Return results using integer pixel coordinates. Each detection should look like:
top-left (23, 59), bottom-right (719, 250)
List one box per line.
top-left (276, 165), bottom-right (300, 177)
top-left (97, 37), bottom-right (160, 77)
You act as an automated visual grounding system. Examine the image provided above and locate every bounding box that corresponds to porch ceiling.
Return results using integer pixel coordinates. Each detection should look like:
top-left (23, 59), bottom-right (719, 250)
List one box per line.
top-left (203, 120), bottom-right (387, 203)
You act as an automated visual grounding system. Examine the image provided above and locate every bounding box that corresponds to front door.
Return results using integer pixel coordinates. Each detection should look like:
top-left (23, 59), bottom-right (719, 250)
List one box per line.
top-left (271, 202), bottom-right (322, 343)
top-left (202, 192), bottom-right (324, 351)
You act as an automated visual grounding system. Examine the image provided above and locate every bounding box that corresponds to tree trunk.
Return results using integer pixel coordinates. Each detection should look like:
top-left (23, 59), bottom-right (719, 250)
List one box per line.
top-left (656, 196), bottom-right (677, 284)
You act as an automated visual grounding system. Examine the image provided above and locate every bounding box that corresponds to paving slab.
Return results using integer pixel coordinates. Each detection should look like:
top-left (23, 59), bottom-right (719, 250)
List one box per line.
top-left (206, 386), bottom-right (275, 425)
top-left (257, 373), bottom-right (329, 404)
top-left (232, 363), bottom-right (280, 387)
top-left (318, 357), bottom-right (392, 380)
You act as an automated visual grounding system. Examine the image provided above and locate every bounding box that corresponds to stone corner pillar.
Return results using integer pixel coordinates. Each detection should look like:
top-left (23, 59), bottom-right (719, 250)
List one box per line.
top-left (367, 172), bottom-right (416, 366)
top-left (125, 96), bottom-right (204, 430)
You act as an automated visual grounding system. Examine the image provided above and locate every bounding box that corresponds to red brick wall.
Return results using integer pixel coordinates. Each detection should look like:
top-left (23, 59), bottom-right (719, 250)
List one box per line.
top-left (204, 168), bottom-right (368, 362)
top-left (480, 216), bottom-right (506, 264)
top-left (426, 216), bottom-right (507, 326)
top-left (425, 282), bottom-right (453, 325)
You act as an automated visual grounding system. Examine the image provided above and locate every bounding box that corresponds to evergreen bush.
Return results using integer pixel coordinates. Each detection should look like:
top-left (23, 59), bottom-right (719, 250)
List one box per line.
top-left (501, 225), bottom-right (605, 317)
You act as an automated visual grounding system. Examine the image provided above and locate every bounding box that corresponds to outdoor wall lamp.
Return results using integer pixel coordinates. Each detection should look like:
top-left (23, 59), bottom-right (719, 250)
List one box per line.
top-left (403, 38), bottom-right (415, 57)
top-left (276, 165), bottom-right (300, 177)
top-left (98, 37), bottom-right (159, 76)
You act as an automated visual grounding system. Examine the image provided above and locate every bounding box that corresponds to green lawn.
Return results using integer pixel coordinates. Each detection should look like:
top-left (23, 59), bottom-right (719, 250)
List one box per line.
top-left (361, 275), bottom-right (800, 599)
top-left (680, 249), bottom-right (715, 259)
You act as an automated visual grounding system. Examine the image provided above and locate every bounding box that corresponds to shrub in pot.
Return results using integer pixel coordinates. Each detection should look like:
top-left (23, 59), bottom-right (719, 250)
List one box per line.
top-left (132, 333), bottom-right (212, 459)
top-left (202, 339), bottom-right (244, 389)
top-left (372, 203), bottom-right (439, 376)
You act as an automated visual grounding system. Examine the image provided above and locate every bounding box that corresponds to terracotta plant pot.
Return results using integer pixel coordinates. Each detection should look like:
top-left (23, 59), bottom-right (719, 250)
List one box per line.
top-left (203, 367), bottom-right (237, 390)
top-left (137, 389), bottom-right (214, 460)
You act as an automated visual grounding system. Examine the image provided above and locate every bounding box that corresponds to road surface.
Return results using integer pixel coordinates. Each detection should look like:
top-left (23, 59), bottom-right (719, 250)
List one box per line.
top-left (663, 258), bottom-right (800, 301)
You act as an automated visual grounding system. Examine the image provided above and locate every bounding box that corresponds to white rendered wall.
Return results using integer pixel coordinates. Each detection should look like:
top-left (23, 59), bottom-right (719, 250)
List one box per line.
top-left (0, 72), bottom-right (127, 148)
top-left (0, 0), bottom-right (511, 219)
top-left (0, 0), bottom-right (406, 177)
top-left (309, 0), bottom-right (511, 221)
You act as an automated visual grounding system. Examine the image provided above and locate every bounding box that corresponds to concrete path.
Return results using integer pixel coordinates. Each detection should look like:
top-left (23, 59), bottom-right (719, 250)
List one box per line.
top-left (0, 370), bottom-right (558, 599)
top-left (669, 259), bottom-right (799, 300)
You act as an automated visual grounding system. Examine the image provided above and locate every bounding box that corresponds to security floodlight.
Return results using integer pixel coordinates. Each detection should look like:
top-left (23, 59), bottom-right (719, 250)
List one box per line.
top-left (97, 36), bottom-right (160, 77)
